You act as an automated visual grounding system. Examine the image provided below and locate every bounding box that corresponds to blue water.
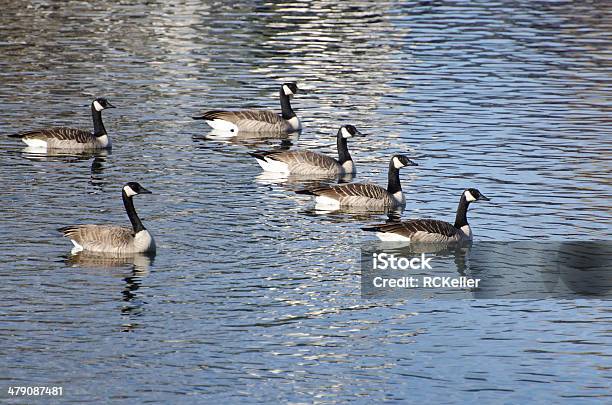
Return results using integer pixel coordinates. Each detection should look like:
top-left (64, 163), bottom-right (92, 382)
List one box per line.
top-left (0, 1), bottom-right (610, 403)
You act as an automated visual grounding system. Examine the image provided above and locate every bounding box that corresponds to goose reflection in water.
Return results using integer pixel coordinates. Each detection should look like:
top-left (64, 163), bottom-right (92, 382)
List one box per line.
top-left (65, 251), bottom-right (155, 330)
top-left (303, 206), bottom-right (405, 224)
top-left (20, 149), bottom-right (110, 191)
top-left (197, 129), bottom-right (300, 146)
top-left (66, 250), bottom-right (154, 273)
top-left (255, 170), bottom-right (354, 187)
top-left (191, 133), bottom-right (298, 163)
top-left (21, 146), bottom-right (110, 163)
top-left (370, 240), bottom-right (472, 275)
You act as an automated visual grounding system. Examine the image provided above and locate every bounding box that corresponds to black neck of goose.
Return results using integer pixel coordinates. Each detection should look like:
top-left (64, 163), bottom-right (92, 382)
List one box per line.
top-left (454, 195), bottom-right (470, 229)
top-left (122, 192), bottom-right (146, 233)
top-left (336, 130), bottom-right (352, 164)
top-left (91, 104), bottom-right (107, 137)
top-left (279, 88), bottom-right (295, 120)
top-left (387, 161), bottom-right (402, 194)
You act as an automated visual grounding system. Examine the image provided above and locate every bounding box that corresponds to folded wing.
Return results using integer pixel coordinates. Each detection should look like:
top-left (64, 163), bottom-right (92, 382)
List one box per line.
top-left (365, 219), bottom-right (459, 238)
top-left (59, 225), bottom-right (134, 252)
top-left (11, 127), bottom-right (94, 143)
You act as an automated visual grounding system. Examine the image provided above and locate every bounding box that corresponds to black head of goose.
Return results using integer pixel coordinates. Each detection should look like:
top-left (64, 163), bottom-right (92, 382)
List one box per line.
top-left (9, 97), bottom-right (115, 150)
top-left (362, 188), bottom-right (491, 243)
top-left (192, 82), bottom-right (304, 134)
top-left (295, 154), bottom-right (418, 210)
top-left (59, 182), bottom-right (156, 254)
top-left (249, 124), bottom-right (364, 175)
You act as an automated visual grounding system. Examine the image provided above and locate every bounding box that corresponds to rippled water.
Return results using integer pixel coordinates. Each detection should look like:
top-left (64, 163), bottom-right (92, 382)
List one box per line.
top-left (0, 1), bottom-right (610, 403)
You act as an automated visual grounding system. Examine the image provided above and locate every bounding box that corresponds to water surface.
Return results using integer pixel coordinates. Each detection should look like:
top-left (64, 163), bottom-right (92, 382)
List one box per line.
top-left (0, 1), bottom-right (610, 403)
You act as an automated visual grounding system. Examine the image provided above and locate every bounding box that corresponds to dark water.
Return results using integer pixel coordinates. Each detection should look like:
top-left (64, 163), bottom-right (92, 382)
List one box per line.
top-left (0, 1), bottom-right (610, 403)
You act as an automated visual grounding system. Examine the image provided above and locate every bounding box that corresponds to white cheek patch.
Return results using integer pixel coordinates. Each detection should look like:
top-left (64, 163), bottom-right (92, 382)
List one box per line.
top-left (341, 127), bottom-right (352, 138)
top-left (93, 100), bottom-right (104, 111)
top-left (282, 85), bottom-right (294, 96)
top-left (465, 190), bottom-right (477, 202)
top-left (393, 157), bottom-right (404, 169)
top-left (123, 185), bottom-right (137, 197)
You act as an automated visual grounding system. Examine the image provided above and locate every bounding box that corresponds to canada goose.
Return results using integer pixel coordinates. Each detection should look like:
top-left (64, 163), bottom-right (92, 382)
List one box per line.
top-left (296, 155), bottom-right (418, 209)
top-left (8, 98), bottom-right (115, 150)
top-left (192, 82), bottom-right (302, 134)
top-left (59, 182), bottom-right (156, 254)
top-left (362, 188), bottom-right (491, 243)
top-left (249, 125), bottom-right (363, 175)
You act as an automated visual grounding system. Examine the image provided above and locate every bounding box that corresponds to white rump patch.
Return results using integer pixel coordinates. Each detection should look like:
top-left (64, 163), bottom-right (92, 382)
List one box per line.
top-left (93, 100), bottom-right (104, 111)
top-left (123, 185), bottom-right (137, 197)
top-left (341, 127), bottom-right (352, 138)
top-left (314, 195), bottom-right (341, 209)
top-left (464, 190), bottom-right (476, 202)
top-left (255, 156), bottom-right (290, 173)
top-left (22, 138), bottom-right (48, 149)
top-left (282, 85), bottom-right (294, 96)
top-left (376, 232), bottom-right (411, 242)
top-left (205, 119), bottom-right (239, 133)
top-left (70, 239), bottom-right (84, 253)
top-left (393, 157), bottom-right (404, 169)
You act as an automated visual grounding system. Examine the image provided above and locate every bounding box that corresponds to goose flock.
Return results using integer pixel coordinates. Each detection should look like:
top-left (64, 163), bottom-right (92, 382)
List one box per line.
top-left (8, 82), bottom-right (490, 254)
